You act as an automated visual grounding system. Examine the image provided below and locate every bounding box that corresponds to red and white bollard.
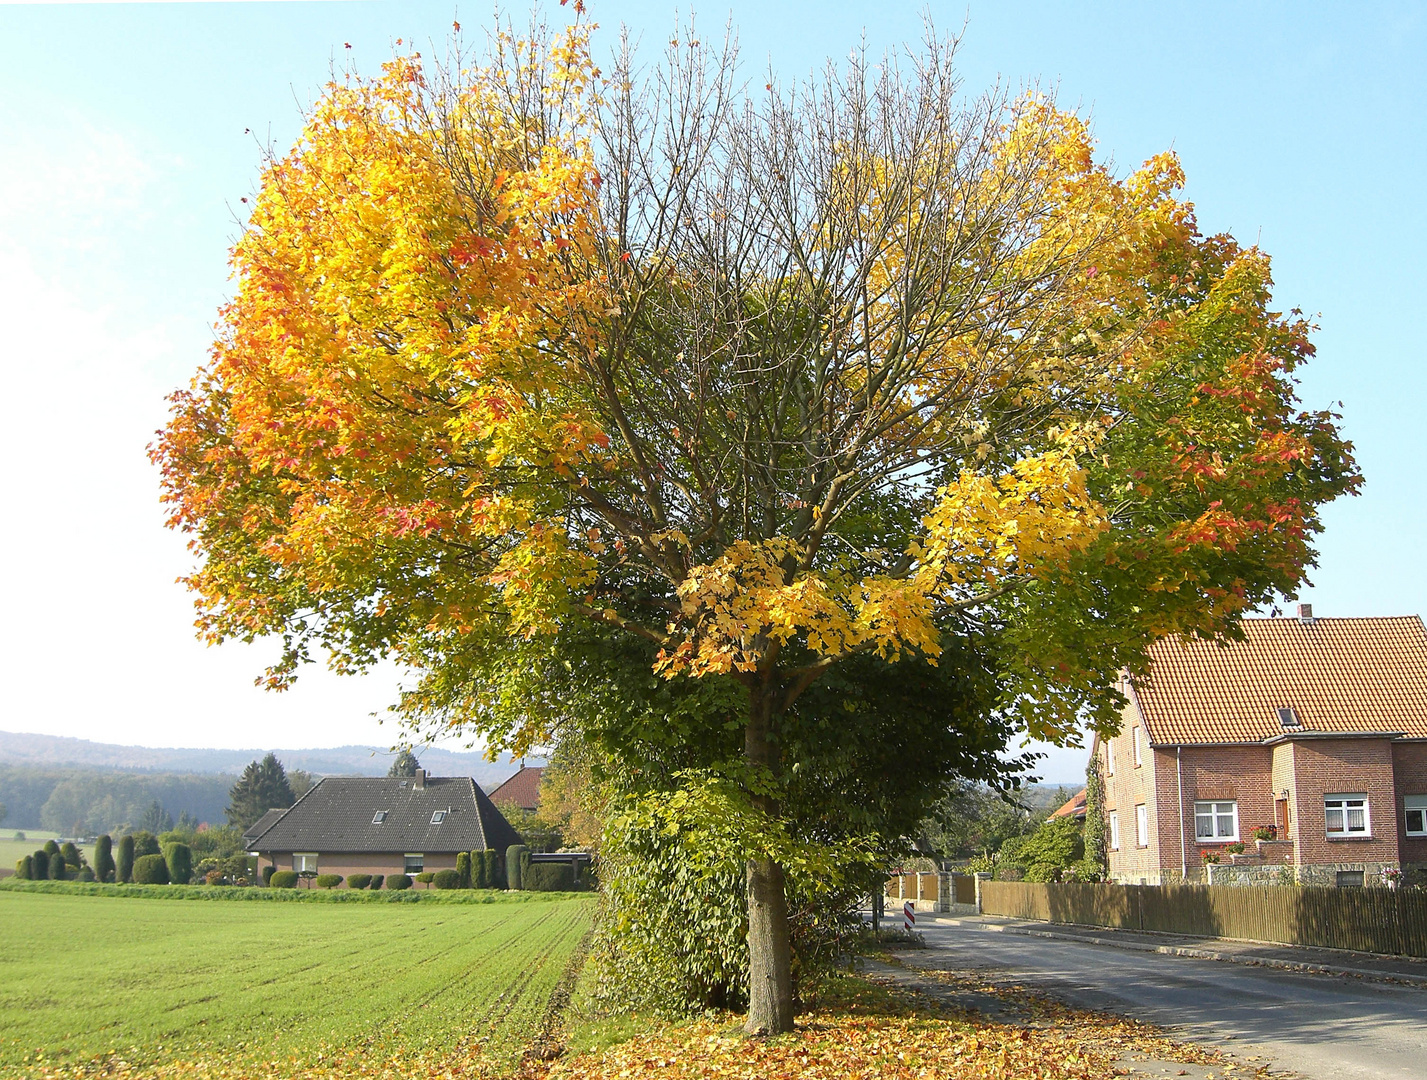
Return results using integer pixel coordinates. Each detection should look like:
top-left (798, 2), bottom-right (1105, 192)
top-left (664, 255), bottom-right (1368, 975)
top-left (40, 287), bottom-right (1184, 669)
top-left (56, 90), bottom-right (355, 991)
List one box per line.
top-left (903, 900), bottom-right (915, 932)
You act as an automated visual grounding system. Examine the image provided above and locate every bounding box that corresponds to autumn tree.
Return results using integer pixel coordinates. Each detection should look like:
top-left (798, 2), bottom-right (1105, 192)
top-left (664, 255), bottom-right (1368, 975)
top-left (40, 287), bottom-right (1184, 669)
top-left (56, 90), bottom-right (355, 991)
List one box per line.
top-left (153, 13), bottom-right (1357, 1033)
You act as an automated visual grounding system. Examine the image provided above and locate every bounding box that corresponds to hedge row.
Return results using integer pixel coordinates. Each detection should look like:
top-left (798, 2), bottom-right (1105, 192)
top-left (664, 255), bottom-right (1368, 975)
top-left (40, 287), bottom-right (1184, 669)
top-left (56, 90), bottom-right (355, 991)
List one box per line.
top-left (0, 879), bottom-right (586, 903)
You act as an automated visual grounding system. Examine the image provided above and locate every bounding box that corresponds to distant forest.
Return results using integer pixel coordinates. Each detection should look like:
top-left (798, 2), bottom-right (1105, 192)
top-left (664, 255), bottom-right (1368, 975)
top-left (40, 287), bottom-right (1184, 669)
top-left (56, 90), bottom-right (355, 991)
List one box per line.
top-left (0, 765), bottom-right (233, 834)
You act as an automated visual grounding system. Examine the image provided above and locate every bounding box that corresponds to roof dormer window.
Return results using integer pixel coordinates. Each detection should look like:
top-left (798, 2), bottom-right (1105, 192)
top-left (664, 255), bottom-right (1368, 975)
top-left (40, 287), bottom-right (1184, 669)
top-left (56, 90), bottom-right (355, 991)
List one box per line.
top-left (430, 810), bottom-right (447, 824)
top-left (372, 811), bottom-right (387, 824)
top-left (1277, 706), bottom-right (1301, 730)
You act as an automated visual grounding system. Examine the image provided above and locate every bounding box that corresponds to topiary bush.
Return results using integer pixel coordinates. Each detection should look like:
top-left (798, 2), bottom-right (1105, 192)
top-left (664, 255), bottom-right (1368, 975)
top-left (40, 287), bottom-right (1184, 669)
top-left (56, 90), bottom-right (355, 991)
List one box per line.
top-left (43, 840), bottom-right (60, 857)
top-left (262, 865), bottom-right (276, 886)
top-left (17, 856), bottom-right (32, 880)
top-left (523, 862), bottom-right (575, 892)
top-left (347, 874), bottom-right (372, 890)
top-left (133, 854), bottom-right (170, 885)
top-left (163, 843), bottom-right (193, 885)
top-left (369, 874), bottom-right (385, 890)
top-left (386, 873), bottom-right (412, 891)
top-left (314, 874), bottom-right (343, 889)
top-left (131, 832), bottom-right (161, 859)
top-left (269, 870), bottom-right (299, 888)
top-left (78, 867), bottom-right (95, 882)
top-left (456, 851), bottom-right (471, 888)
top-left (471, 849), bottom-right (488, 888)
top-left (117, 836), bottom-right (135, 884)
top-left (415, 871), bottom-right (435, 887)
top-left (48, 851), bottom-right (66, 880)
top-left (432, 869), bottom-right (461, 890)
top-left (31, 850), bottom-right (49, 880)
top-left (93, 835), bottom-right (115, 884)
top-left (506, 845), bottom-right (529, 890)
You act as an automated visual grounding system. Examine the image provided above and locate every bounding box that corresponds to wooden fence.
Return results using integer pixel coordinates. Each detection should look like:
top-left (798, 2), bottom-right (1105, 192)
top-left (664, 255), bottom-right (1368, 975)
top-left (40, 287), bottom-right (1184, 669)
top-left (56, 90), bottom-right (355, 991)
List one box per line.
top-left (979, 880), bottom-right (1427, 958)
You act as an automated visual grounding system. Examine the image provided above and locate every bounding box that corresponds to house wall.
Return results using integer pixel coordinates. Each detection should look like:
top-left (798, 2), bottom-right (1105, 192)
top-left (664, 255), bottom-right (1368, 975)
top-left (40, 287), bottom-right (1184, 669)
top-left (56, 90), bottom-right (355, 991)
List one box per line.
top-left (1287, 738), bottom-right (1400, 886)
top-left (1156, 744), bottom-right (1276, 883)
top-left (1102, 698), bottom-right (1163, 884)
top-left (1392, 741), bottom-right (1427, 873)
top-left (263, 851), bottom-right (461, 885)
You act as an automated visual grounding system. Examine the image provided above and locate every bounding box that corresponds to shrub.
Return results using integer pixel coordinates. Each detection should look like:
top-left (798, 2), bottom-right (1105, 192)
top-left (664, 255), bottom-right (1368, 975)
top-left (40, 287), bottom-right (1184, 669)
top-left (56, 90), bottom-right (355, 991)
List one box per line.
top-left (456, 852), bottom-right (471, 889)
top-left (369, 874), bottom-right (385, 890)
top-left (93, 835), bottom-right (115, 884)
top-left (386, 873), bottom-right (412, 891)
top-left (131, 832), bottom-right (161, 859)
top-left (523, 862), bottom-right (574, 892)
top-left (270, 870), bottom-right (299, 888)
top-left (471, 849), bottom-right (488, 889)
top-left (13, 831), bottom-right (24, 841)
top-left (506, 845), bottom-right (529, 891)
top-left (347, 874), bottom-right (372, 890)
top-left (133, 854), bottom-right (170, 885)
top-left (31, 850), bottom-right (49, 880)
top-left (415, 871), bottom-right (435, 887)
top-left (43, 839), bottom-right (60, 857)
top-left (206, 869), bottom-right (226, 886)
top-left (17, 856), bottom-right (32, 880)
top-left (262, 865), bottom-right (276, 886)
top-left (432, 869), bottom-right (461, 890)
top-left (164, 843), bottom-right (193, 885)
top-left (117, 836), bottom-right (135, 884)
top-left (314, 874), bottom-right (343, 889)
top-left (61, 842), bottom-right (82, 870)
top-left (48, 851), bottom-right (66, 880)
top-left (78, 867), bottom-right (95, 882)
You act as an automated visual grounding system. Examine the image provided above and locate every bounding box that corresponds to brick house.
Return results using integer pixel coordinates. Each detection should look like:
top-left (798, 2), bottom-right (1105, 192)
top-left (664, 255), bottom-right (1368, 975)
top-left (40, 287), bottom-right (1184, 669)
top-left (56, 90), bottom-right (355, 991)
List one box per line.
top-left (488, 765), bottom-right (545, 813)
top-left (244, 770), bottom-right (522, 884)
top-left (1097, 609), bottom-right (1427, 887)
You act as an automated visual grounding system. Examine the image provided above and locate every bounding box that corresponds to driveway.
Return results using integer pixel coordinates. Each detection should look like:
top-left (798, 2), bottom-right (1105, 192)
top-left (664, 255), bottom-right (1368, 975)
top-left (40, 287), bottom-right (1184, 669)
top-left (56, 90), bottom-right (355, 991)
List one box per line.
top-left (916, 918), bottom-right (1427, 1080)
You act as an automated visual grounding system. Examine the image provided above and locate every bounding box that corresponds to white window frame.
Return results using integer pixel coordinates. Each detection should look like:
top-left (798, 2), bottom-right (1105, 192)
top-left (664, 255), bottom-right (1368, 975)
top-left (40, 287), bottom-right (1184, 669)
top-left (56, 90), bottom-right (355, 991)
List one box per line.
top-left (1405, 795), bottom-right (1427, 837)
top-left (294, 853), bottom-right (319, 873)
top-left (404, 853), bottom-right (424, 873)
top-left (430, 810), bottom-right (447, 824)
top-left (1132, 727), bottom-right (1143, 767)
top-left (372, 810), bottom-right (387, 824)
top-left (1135, 804), bottom-right (1149, 848)
top-left (1325, 793), bottom-right (1370, 838)
top-left (1194, 800), bottom-right (1239, 842)
top-left (1109, 812), bottom-right (1120, 851)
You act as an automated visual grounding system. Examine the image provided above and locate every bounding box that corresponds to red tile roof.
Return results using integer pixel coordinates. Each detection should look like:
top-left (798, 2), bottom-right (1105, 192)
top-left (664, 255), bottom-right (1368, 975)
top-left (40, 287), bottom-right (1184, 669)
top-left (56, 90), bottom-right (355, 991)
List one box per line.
top-left (488, 765), bottom-right (544, 812)
top-left (1048, 788), bottom-right (1088, 820)
top-left (1132, 616), bottom-right (1427, 745)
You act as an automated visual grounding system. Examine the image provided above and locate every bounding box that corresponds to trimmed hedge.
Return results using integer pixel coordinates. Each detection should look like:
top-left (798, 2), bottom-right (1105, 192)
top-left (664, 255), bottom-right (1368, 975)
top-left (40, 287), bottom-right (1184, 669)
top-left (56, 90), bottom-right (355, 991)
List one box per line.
top-left (432, 869), bottom-right (461, 890)
top-left (456, 852), bottom-right (471, 889)
top-left (17, 856), bottom-right (32, 880)
top-left (270, 870), bottom-right (299, 889)
top-left (117, 836), bottom-right (135, 884)
top-left (164, 843), bottom-right (193, 885)
top-left (93, 835), bottom-right (115, 884)
top-left (48, 851), bottom-right (66, 880)
top-left (386, 873), bottom-right (412, 891)
top-left (314, 874), bottom-right (343, 889)
top-left (471, 849), bottom-right (488, 889)
top-left (415, 872), bottom-right (435, 886)
top-left (369, 874), bottom-right (385, 890)
top-left (262, 865), bottom-right (276, 886)
top-left (0, 877), bottom-right (593, 905)
top-left (506, 845), bottom-right (530, 891)
top-left (523, 862), bottom-right (575, 892)
top-left (347, 874), bottom-right (372, 890)
top-left (133, 854), bottom-right (170, 885)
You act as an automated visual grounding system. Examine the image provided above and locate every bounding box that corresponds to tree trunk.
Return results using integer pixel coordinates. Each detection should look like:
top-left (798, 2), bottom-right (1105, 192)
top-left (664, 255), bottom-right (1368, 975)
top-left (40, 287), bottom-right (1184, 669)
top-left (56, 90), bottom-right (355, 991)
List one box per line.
top-left (744, 690), bottom-right (795, 1035)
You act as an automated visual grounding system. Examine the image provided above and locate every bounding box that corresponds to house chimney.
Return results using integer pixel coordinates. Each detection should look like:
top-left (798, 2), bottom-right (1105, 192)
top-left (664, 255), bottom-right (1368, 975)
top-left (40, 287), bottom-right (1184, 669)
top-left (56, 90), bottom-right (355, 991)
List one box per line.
top-left (1297, 603), bottom-right (1314, 623)
top-left (414, 769), bottom-right (426, 790)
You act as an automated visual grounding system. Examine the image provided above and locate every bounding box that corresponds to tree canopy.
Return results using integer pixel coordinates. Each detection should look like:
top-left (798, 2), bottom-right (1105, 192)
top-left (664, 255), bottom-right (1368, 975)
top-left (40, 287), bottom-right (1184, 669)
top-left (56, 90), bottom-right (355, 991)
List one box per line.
top-left (153, 13), bottom-right (1359, 1033)
top-left (225, 753), bottom-right (297, 829)
top-left (387, 750), bottom-right (422, 778)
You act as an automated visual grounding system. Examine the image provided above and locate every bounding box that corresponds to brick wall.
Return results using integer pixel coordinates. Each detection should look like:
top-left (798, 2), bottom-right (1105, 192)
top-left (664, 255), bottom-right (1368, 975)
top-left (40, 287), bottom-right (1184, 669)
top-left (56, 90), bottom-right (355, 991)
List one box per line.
top-left (261, 850), bottom-right (461, 884)
top-left (1103, 699), bottom-right (1163, 883)
top-left (1155, 744), bottom-right (1275, 882)
top-left (1287, 738), bottom-right (1399, 872)
top-left (1393, 741), bottom-right (1427, 871)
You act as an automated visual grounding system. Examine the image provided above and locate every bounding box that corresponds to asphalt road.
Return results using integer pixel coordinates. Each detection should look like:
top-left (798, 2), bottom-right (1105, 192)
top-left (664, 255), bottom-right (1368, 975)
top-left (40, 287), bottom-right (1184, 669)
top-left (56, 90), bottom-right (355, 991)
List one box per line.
top-left (917, 920), bottom-right (1427, 1080)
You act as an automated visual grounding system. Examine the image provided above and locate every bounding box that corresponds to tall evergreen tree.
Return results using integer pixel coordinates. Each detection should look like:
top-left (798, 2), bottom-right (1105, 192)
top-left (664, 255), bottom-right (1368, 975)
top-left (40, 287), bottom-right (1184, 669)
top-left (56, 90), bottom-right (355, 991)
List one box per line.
top-left (93, 834), bottom-right (115, 883)
top-left (226, 753), bottom-right (296, 829)
top-left (117, 834), bottom-right (135, 884)
top-left (1083, 757), bottom-right (1108, 879)
top-left (387, 750), bottom-right (421, 778)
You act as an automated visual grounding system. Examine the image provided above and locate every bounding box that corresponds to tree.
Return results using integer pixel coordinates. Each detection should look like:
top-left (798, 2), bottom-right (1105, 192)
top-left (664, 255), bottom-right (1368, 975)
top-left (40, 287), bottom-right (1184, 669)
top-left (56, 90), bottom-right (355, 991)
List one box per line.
top-left (152, 14), bottom-right (1359, 1033)
top-left (288, 769), bottom-right (318, 797)
top-left (116, 835), bottom-right (134, 884)
top-left (139, 800), bottom-right (174, 835)
top-left (1083, 757), bottom-right (1107, 879)
top-left (93, 834), bottom-right (115, 884)
top-left (225, 754), bottom-right (296, 829)
top-left (386, 751), bottom-right (421, 779)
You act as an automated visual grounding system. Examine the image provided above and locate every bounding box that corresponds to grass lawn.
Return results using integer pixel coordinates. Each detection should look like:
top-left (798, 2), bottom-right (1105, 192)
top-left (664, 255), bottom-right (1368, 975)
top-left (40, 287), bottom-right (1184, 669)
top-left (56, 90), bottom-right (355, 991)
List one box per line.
top-left (0, 889), bottom-right (593, 1075)
top-left (0, 830), bottom-right (62, 872)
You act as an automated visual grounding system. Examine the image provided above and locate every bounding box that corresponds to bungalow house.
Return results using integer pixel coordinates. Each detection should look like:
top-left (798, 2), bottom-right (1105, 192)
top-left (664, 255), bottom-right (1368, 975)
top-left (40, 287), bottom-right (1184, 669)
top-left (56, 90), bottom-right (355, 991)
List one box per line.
top-left (244, 769), bottom-right (522, 884)
top-left (1098, 608), bottom-right (1427, 887)
top-left (489, 765), bottom-right (545, 814)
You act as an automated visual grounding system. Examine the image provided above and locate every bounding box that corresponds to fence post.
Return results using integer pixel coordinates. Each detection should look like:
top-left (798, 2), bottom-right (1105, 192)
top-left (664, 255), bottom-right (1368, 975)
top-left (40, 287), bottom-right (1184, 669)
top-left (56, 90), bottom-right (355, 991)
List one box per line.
top-left (974, 872), bottom-right (991, 914)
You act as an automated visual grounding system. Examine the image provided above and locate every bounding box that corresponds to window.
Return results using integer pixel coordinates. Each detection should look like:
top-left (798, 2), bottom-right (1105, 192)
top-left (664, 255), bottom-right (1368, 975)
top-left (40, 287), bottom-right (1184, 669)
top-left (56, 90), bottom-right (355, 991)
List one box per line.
top-left (1194, 801), bottom-right (1239, 842)
top-left (430, 810), bottom-right (447, 825)
top-left (294, 853), bottom-right (318, 873)
top-left (372, 810), bottom-right (387, 824)
top-left (1109, 812), bottom-right (1120, 851)
top-left (404, 853), bottom-right (424, 873)
top-left (1336, 870), bottom-right (1364, 888)
top-left (1325, 794), bottom-right (1370, 838)
top-left (1132, 727), bottom-right (1143, 767)
top-left (1405, 796), bottom-right (1427, 837)
top-left (1135, 804), bottom-right (1149, 848)
top-left (1106, 742), bottom-right (1115, 776)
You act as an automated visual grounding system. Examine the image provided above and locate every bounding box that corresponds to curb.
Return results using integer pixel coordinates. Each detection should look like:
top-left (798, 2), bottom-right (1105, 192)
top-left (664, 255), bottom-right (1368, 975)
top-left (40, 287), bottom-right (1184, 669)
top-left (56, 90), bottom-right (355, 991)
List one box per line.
top-left (933, 918), bottom-right (1427, 989)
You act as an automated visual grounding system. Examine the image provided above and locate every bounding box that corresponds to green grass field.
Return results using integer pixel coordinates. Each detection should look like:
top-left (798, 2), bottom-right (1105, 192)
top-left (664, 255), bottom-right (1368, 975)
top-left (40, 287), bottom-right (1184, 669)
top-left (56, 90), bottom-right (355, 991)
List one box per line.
top-left (0, 830), bottom-right (61, 872)
top-left (0, 889), bottom-right (593, 1074)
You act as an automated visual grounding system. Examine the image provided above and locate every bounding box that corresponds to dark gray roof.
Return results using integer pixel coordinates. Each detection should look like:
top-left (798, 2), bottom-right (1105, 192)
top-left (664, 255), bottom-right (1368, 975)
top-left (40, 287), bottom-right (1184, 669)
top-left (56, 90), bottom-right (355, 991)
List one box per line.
top-left (245, 775), bottom-right (522, 854)
top-left (242, 807), bottom-right (289, 848)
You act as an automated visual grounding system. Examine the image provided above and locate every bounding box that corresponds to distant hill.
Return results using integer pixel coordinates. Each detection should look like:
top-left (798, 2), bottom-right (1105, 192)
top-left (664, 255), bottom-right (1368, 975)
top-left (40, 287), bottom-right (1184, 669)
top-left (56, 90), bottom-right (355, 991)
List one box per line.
top-left (0, 731), bottom-right (536, 789)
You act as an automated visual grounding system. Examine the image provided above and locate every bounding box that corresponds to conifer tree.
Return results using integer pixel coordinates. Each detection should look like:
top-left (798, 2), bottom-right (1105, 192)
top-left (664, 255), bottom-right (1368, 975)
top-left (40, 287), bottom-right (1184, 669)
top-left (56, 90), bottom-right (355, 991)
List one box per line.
top-left (94, 835), bottom-right (115, 883)
top-left (117, 835), bottom-right (135, 884)
top-left (387, 750), bottom-right (421, 777)
top-left (226, 753), bottom-right (297, 829)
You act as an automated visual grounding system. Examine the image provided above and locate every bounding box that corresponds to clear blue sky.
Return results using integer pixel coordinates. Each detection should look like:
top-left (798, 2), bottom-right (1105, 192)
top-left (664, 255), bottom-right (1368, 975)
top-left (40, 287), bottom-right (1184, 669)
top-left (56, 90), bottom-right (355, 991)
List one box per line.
top-left (1, 2), bottom-right (1422, 780)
